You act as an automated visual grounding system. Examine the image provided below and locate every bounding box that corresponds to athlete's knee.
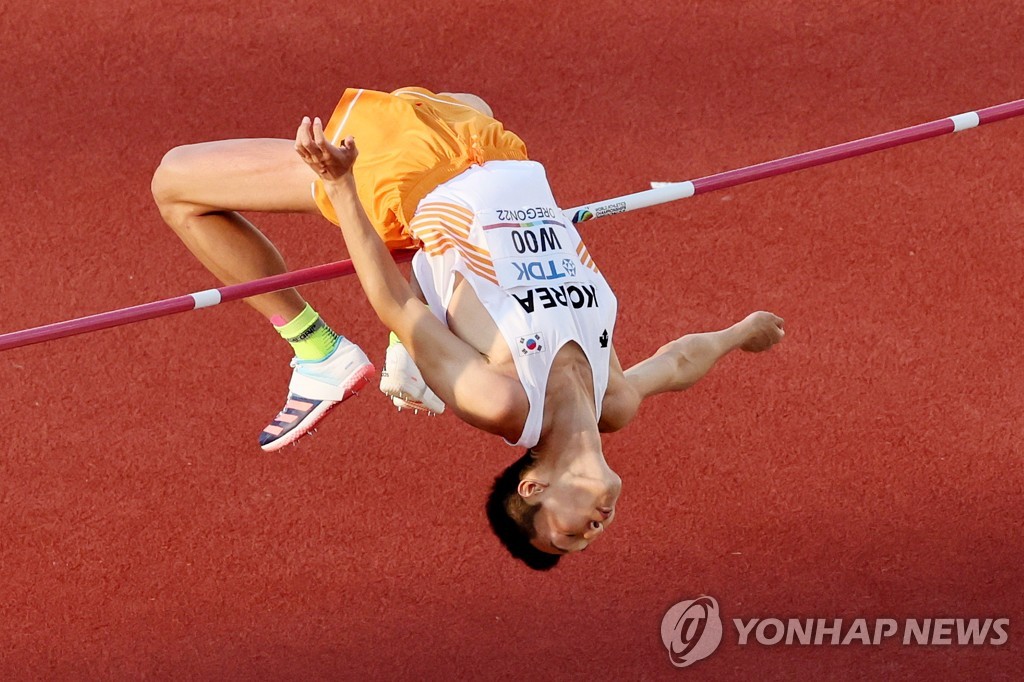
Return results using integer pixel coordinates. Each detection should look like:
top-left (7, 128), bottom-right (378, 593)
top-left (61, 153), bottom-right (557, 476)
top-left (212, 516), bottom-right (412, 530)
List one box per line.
top-left (152, 145), bottom-right (188, 208)
top-left (151, 144), bottom-right (208, 224)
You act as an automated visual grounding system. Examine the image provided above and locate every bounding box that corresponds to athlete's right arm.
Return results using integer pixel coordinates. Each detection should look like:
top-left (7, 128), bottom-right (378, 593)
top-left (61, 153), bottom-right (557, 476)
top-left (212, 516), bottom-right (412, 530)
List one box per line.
top-left (599, 312), bottom-right (785, 431)
top-left (295, 117), bottom-right (528, 438)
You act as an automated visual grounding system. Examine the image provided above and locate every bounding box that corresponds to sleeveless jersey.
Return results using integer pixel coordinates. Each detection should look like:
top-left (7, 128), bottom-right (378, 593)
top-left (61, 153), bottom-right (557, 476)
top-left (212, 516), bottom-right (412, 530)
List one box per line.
top-left (408, 160), bottom-right (618, 448)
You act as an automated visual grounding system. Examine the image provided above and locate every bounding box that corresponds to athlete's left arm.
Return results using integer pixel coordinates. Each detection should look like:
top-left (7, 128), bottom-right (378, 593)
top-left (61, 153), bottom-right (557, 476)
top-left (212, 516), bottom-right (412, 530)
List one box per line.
top-left (598, 311), bottom-right (785, 432)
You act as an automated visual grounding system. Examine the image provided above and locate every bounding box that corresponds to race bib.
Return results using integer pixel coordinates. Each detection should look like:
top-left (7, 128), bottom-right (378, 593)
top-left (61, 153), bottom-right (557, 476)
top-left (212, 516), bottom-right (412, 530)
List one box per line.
top-left (478, 207), bottom-right (589, 290)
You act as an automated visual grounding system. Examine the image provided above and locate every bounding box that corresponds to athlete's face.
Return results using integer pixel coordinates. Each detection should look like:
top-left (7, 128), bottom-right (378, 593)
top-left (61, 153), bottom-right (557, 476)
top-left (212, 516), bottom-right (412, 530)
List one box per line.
top-left (529, 471), bottom-right (622, 555)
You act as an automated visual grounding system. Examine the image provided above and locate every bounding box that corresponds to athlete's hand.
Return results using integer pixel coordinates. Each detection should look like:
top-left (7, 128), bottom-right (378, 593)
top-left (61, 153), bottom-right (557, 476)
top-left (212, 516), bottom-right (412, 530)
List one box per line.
top-left (736, 311), bottom-right (785, 352)
top-left (295, 116), bottom-right (358, 182)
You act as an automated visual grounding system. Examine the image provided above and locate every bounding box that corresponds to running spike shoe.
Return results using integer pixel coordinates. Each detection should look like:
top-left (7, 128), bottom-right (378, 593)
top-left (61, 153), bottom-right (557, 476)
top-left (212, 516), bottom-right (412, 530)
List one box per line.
top-left (378, 342), bottom-right (445, 415)
top-left (259, 339), bottom-right (375, 451)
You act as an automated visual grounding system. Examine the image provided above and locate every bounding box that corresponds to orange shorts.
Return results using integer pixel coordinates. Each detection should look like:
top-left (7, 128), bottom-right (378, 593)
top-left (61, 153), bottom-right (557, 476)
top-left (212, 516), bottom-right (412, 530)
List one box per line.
top-left (312, 87), bottom-right (529, 250)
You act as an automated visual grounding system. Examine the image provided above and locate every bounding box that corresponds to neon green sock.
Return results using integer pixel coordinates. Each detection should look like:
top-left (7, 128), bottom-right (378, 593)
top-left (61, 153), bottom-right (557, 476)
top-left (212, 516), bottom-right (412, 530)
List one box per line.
top-left (274, 304), bottom-right (340, 361)
top-left (389, 331), bottom-right (401, 347)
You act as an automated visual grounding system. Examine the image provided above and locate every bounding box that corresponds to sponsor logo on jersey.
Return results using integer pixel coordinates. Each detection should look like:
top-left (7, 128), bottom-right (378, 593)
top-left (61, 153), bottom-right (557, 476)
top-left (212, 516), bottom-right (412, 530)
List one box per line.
top-left (480, 208), bottom-right (589, 290)
top-left (511, 259), bottom-right (572, 282)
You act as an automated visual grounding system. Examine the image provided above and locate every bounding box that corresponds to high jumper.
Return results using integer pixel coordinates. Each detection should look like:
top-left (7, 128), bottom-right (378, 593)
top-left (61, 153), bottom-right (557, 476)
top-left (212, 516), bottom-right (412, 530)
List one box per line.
top-left (5, 91), bottom-right (1018, 567)
top-left (149, 87), bottom-right (784, 568)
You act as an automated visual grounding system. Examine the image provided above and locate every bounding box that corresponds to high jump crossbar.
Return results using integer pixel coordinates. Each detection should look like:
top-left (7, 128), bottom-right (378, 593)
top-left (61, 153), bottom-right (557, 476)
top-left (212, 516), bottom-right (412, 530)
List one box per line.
top-left (1, 98), bottom-right (1022, 353)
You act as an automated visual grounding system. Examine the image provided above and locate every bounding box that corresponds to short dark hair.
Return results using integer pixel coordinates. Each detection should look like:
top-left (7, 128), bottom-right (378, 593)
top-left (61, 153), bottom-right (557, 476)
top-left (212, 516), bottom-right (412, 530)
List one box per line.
top-left (486, 449), bottom-right (561, 571)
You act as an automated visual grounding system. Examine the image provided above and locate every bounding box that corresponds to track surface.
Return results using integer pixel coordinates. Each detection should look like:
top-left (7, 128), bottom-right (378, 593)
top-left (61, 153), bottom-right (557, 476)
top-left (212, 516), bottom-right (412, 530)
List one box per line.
top-left (1, 1), bottom-right (1022, 679)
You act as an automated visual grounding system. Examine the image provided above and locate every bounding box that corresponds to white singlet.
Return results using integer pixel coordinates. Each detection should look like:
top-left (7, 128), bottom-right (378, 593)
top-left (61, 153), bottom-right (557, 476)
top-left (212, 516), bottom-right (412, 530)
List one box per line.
top-left (408, 160), bottom-right (618, 448)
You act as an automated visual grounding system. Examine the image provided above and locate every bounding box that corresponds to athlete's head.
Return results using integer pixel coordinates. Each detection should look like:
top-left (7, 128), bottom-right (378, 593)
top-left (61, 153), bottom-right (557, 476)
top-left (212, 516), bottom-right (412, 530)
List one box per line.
top-left (487, 449), bottom-right (621, 568)
top-left (525, 461), bottom-right (620, 556)
top-left (486, 450), bottom-right (560, 570)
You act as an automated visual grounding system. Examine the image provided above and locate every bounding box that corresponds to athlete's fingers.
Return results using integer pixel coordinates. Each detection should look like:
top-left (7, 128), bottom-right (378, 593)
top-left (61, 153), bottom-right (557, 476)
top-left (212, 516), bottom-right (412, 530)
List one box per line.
top-left (309, 119), bottom-right (327, 158)
top-left (295, 116), bottom-right (315, 157)
top-left (300, 124), bottom-right (331, 173)
top-left (341, 135), bottom-right (358, 159)
top-left (310, 118), bottom-right (338, 165)
top-left (772, 315), bottom-right (785, 340)
top-left (297, 116), bottom-right (311, 146)
top-left (302, 119), bottom-right (322, 155)
top-left (294, 119), bottom-right (305, 154)
top-left (295, 117), bottom-right (332, 176)
top-left (292, 116), bottom-right (357, 179)
top-left (312, 116), bottom-right (327, 148)
top-left (739, 311), bottom-right (785, 352)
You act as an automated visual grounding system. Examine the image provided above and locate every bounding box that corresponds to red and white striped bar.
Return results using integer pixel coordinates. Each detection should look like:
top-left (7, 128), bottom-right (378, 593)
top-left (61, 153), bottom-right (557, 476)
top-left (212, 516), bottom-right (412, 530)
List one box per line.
top-left (569, 99), bottom-right (1024, 221)
top-left (0, 253), bottom-right (413, 352)
top-left (1, 98), bottom-right (1022, 352)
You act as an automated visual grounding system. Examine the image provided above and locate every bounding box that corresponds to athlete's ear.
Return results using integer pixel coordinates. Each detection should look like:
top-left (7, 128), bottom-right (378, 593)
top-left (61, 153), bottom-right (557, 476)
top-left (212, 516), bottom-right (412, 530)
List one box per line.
top-left (517, 479), bottom-right (547, 499)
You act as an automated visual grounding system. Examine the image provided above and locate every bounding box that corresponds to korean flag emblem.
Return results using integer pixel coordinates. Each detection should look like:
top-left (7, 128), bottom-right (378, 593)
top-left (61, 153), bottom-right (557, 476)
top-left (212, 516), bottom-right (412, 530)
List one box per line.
top-left (518, 333), bottom-right (544, 356)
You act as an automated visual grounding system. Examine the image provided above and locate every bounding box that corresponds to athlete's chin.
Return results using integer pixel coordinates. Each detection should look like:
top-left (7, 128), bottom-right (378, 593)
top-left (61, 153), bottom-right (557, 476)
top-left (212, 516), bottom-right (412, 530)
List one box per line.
top-left (531, 540), bottom-right (568, 556)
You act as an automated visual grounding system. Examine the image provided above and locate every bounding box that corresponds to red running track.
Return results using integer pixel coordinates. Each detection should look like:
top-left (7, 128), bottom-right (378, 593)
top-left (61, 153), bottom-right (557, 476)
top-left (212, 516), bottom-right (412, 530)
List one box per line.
top-left (1, 1), bottom-right (1022, 679)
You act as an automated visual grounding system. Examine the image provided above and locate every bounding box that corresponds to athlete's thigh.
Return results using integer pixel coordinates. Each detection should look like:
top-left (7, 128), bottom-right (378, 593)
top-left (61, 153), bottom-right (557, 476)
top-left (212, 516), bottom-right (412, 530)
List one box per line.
top-left (155, 138), bottom-right (319, 213)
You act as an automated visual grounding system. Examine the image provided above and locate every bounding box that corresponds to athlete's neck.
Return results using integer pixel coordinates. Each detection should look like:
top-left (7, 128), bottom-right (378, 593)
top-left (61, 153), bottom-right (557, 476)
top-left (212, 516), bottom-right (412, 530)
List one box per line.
top-left (531, 361), bottom-right (609, 478)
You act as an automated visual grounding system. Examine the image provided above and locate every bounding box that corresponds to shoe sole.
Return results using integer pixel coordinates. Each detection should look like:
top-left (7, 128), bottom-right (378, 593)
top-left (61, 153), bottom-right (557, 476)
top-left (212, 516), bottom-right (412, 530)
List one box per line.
top-left (260, 363), bottom-right (375, 452)
top-left (380, 371), bottom-right (445, 414)
top-left (391, 394), bottom-right (445, 415)
top-left (379, 372), bottom-right (418, 397)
